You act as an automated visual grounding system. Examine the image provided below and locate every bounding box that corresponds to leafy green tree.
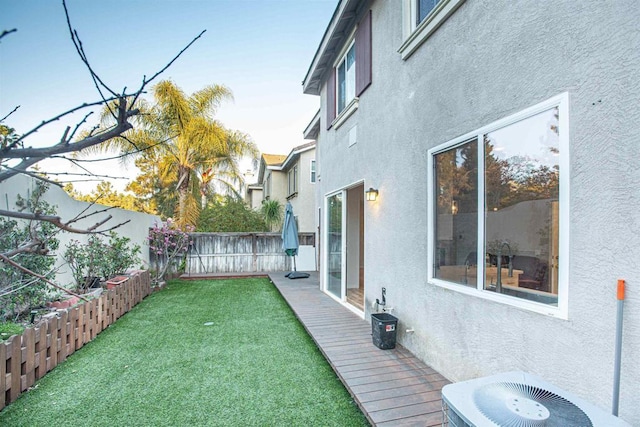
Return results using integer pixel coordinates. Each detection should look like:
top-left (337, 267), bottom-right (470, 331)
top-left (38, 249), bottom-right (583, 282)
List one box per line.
top-left (64, 181), bottom-right (155, 213)
top-left (93, 80), bottom-right (258, 229)
top-left (197, 198), bottom-right (268, 232)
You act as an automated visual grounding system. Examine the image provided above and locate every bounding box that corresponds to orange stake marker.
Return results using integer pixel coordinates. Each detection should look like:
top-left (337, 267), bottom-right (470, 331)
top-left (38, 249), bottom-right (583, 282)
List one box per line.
top-left (617, 279), bottom-right (625, 300)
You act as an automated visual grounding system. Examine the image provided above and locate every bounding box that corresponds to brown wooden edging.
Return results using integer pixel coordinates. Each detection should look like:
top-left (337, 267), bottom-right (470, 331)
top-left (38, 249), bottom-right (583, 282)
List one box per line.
top-left (0, 270), bottom-right (151, 411)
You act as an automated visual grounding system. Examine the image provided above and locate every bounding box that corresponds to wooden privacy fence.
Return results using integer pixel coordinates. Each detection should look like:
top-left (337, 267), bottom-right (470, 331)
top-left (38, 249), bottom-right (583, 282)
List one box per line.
top-left (152, 232), bottom-right (316, 275)
top-left (0, 271), bottom-right (151, 411)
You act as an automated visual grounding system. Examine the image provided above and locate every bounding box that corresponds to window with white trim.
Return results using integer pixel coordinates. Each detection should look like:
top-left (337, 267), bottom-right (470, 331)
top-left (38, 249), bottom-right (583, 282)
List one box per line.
top-left (428, 94), bottom-right (568, 315)
top-left (310, 160), bottom-right (316, 183)
top-left (399, 0), bottom-right (466, 60)
top-left (288, 164), bottom-right (298, 197)
top-left (326, 10), bottom-right (371, 129)
top-left (337, 41), bottom-right (356, 115)
top-left (417, 0), bottom-right (441, 24)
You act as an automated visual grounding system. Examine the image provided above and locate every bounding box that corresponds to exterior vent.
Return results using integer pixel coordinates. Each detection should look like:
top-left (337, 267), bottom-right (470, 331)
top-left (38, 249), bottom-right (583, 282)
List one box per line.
top-left (442, 371), bottom-right (631, 427)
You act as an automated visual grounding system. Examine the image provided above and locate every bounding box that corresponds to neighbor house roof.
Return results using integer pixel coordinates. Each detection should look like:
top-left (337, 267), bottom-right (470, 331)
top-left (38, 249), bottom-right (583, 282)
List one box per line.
top-left (262, 154), bottom-right (287, 166)
top-left (303, 110), bottom-right (321, 140)
top-left (257, 144), bottom-right (316, 184)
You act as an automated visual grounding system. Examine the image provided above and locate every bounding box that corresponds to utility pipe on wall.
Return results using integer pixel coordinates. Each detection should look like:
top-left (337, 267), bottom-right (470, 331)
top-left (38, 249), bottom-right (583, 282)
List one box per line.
top-left (612, 279), bottom-right (625, 416)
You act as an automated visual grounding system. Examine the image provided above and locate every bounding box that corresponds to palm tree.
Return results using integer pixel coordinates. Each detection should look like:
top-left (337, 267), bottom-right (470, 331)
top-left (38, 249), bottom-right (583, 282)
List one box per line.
top-left (198, 129), bottom-right (259, 209)
top-left (90, 80), bottom-right (258, 229)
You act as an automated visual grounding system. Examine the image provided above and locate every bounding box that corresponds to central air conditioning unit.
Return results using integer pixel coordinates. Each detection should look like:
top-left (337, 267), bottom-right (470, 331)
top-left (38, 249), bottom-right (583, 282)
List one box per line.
top-left (441, 371), bottom-right (631, 427)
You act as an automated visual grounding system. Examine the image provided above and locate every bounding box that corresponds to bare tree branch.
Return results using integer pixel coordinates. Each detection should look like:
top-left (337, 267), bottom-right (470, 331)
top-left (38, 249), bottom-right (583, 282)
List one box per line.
top-left (1, 1), bottom-right (205, 301)
top-left (0, 253), bottom-right (89, 302)
top-left (62, 0), bottom-right (117, 103)
top-left (0, 105), bottom-right (20, 123)
top-left (0, 208), bottom-right (129, 234)
top-left (131, 29), bottom-right (207, 107)
top-left (0, 29), bottom-right (17, 42)
top-left (1, 95), bottom-right (126, 153)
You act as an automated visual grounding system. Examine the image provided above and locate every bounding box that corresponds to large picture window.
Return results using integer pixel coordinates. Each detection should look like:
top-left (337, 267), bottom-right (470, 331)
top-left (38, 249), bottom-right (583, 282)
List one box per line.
top-left (429, 94), bottom-right (568, 316)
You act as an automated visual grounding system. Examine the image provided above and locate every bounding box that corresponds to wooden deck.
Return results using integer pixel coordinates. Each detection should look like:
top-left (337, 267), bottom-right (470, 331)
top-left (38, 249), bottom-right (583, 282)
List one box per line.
top-left (269, 272), bottom-right (449, 427)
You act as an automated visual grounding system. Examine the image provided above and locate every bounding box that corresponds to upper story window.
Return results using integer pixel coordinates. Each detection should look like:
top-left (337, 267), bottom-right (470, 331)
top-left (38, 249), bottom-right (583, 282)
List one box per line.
top-left (337, 42), bottom-right (356, 115)
top-left (417, 0), bottom-right (441, 24)
top-left (399, 0), bottom-right (466, 60)
top-left (264, 174), bottom-right (271, 200)
top-left (326, 10), bottom-right (371, 130)
top-left (428, 93), bottom-right (569, 318)
top-left (310, 160), bottom-right (316, 183)
top-left (288, 164), bottom-right (298, 197)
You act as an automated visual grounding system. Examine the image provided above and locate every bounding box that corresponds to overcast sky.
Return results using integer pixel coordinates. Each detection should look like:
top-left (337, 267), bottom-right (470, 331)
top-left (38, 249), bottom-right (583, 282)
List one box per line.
top-left (1, 0), bottom-right (336, 191)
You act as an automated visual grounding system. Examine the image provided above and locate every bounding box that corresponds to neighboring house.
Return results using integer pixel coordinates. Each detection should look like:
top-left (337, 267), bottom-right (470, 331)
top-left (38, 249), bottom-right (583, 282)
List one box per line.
top-left (257, 153), bottom-right (287, 206)
top-left (244, 184), bottom-right (263, 211)
top-left (303, 0), bottom-right (639, 424)
top-left (256, 143), bottom-right (317, 234)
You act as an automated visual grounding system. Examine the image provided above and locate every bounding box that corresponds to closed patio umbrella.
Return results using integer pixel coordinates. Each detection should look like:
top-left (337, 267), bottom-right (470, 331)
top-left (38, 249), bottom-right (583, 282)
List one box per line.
top-left (282, 202), bottom-right (309, 279)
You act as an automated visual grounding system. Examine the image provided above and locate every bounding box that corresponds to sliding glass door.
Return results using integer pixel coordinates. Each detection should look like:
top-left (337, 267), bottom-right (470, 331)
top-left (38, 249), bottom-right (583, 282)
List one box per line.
top-left (326, 192), bottom-right (344, 299)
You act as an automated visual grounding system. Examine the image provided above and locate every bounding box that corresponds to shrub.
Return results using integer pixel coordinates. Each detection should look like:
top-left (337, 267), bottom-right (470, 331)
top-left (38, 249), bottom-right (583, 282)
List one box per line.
top-left (147, 219), bottom-right (192, 283)
top-left (0, 182), bottom-right (59, 321)
top-left (197, 197), bottom-right (268, 232)
top-left (63, 232), bottom-right (140, 292)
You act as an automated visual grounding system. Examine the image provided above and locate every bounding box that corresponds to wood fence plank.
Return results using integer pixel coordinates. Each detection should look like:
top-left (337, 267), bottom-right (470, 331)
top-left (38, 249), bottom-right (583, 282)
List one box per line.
top-left (0, 341), bottom-right (6, 410)
top-left (0, 271), bottom-right (151, 410)
top-left (96, 295), bottom-right (104, 333)
top-left (77, 305), bottom-right (83, 345)
top-left (35, 324), bottom-right (47, 380)
top-left (8, 335), bottom-right (20, 403)
top-left (23, 327), bottom-right (36, 391)
top-left (67, 309), bottom-right (76, 357)
top-left (46, 317), bottom-right (57, 373)
top-left (58, 311), bottom-right (68, 363)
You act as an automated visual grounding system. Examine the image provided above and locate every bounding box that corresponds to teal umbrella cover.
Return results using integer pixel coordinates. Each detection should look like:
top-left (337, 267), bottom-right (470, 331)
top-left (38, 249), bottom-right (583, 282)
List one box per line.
top-left (282, 202), bottom-right (299, 256)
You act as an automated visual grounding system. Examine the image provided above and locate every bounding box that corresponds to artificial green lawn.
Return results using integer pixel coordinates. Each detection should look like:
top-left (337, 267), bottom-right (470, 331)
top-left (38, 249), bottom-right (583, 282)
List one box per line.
top-left (0, 278), bottom-right (369, 426)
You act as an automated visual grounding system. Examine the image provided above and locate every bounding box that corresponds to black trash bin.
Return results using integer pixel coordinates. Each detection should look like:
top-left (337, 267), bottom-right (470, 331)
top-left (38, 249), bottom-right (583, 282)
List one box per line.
top-left (371, 313), bottom-right (398, 349)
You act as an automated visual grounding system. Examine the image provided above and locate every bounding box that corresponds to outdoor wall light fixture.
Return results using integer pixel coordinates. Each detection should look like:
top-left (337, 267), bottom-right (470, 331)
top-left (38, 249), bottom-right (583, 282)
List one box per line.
top-left (366, 187), bottom-right (379, 201)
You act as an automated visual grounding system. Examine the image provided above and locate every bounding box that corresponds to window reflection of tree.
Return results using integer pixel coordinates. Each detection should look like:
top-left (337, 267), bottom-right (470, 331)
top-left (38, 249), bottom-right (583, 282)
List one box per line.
top-left (484, 108), bottom-right (560, 211)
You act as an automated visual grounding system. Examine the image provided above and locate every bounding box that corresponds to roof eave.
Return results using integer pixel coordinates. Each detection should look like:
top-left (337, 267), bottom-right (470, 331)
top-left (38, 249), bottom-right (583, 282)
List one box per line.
top-left (302, 0), bottom-right (366, 96)
top-left (303, 110), bottom-right (321, 140)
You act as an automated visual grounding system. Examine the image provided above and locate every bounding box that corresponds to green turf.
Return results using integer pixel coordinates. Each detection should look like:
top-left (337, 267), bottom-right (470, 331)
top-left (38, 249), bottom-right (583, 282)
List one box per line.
top-left (0, 278), bottom-right (369, 426)
top-left (0, 322), bottom-right (24, 341)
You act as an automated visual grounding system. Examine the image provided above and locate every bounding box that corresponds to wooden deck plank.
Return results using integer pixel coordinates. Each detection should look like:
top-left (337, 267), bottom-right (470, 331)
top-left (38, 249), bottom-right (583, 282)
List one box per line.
top-left (361, 390), bottom-right (442, 412)
top-left (269, 272), bottom-right (450, 427)
top-left (369, 400), bottom-right (442, 424)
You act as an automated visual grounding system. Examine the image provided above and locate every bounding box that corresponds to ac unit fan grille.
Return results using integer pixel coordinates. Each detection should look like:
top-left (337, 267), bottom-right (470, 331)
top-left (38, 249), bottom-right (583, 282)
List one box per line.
top-left (473, 382), bottom-right (593, 427)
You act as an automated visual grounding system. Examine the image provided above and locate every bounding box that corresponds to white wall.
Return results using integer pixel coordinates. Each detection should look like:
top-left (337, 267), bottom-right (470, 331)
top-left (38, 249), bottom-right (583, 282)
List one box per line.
top-left (0, 175), bottom-right (161, 287)
top-left (314, 0), bottom-right (640, 423)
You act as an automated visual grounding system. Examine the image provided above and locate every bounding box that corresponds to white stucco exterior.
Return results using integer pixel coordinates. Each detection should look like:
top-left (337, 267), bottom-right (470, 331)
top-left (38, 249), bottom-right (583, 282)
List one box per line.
top-left (306, 0), bottom-right (640, 424)
top-left (1, 175), bottom-right (161, 287)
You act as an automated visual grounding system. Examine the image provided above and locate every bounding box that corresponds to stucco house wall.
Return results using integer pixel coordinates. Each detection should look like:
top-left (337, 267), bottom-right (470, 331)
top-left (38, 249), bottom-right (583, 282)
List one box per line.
top-left (310, 0), bottom-right (639, 423)
top-left (1, 175), bottom-right (161, 287)
top-left (285, 148), bottom-right (316, 234)
top-left (245, 186), bottom-right (263, 211)
top-left (264, 168), bottom-right (288, 207)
